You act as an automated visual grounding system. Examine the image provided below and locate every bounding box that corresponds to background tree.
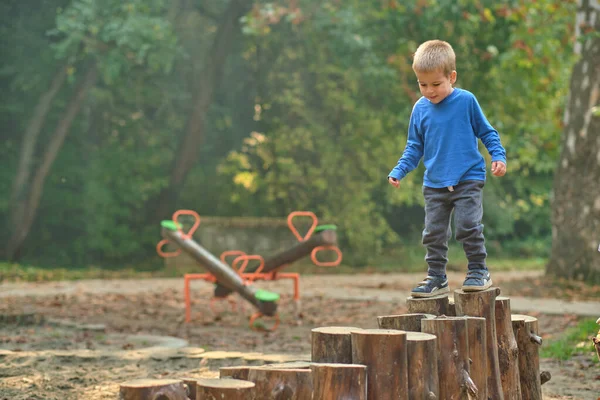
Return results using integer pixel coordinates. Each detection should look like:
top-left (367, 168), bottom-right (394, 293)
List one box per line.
top-left (547, 0), bottom-right (600, 281)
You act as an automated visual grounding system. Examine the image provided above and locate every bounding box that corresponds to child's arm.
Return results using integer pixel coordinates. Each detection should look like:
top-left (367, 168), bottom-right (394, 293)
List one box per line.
top-left (388, 111), bottom-right (424, 185)
top-left (470, 95), bottom-right (507, 175)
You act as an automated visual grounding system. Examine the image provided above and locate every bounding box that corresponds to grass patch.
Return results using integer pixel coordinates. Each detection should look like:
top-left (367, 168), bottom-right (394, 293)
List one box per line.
top-left (541, 318), bottom-right (600, 362)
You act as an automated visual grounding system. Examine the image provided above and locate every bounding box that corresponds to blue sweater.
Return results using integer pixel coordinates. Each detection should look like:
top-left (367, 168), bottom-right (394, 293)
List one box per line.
top-left (388, 88), bottom-right (506, 188)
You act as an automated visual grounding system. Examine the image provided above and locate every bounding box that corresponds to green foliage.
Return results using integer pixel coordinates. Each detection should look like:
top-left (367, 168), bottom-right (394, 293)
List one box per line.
top-left (541, 318), bottom-right (600, 363)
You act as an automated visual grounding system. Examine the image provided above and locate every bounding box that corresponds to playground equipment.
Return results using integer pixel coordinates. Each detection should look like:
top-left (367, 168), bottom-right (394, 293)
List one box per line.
top-left (156, 210), bottom-right (342, 330)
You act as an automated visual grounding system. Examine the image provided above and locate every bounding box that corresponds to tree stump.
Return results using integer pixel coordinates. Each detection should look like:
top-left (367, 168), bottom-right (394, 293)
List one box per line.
top-left (421, 317), bottom-right (477, 399)
top-left (405, 331), bottom-right (439, 399)
top-left (311, 363), bottom-right (367, 400)
top-left (465, 317), bottom-right (487, 400)
top-left (119, 379), bottom-right (188, 400)
top-left (219, 366), bottom-right (254, 380)
top-left (495, 297), bottom-right (522, 400)
top-left (196, 378), bottom-right (255, 400)
top-left (447, 298), bottom-right (456, 316)
top-left (377, 313), bottom-right (435, 332)
top-left (311, 326), bottom-right (360, 363)
top-left (247, 367), bottom-right (312, 400)
top-left (179, 377), bottom-right (199, 400)
top-left (512, 314), bottom-right (543, 400)
top-left (407, 295), bottom-right (449, 316)
top-left (351, 329), bottom-right (408, 400)
top-left (454, 287), bottom-right (504, 400)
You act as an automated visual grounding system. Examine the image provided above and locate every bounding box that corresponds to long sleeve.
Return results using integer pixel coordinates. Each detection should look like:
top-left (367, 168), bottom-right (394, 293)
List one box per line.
top-left (470, 96), bottom-right (506, 164)
top-left (388, 109), bottom-right (424, 181)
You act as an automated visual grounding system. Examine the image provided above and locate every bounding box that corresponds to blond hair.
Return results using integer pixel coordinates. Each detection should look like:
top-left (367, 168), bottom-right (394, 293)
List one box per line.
top-left (412, 40), bottom-right (456, 75)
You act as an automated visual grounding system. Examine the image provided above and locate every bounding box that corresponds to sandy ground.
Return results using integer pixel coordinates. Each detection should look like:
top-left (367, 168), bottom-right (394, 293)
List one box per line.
top-left (0, 272), bottom-right (599, 399)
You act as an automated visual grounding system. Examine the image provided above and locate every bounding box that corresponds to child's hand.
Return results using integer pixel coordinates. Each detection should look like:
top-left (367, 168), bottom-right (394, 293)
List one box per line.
top-left (388, 177), bottom-right (400, 188)
top-left (491, 161), bottom-right (506, 177)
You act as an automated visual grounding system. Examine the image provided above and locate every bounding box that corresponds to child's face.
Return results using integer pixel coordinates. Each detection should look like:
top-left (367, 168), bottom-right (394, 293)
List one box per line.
top-left (415, 69), bottom-right (457, 104)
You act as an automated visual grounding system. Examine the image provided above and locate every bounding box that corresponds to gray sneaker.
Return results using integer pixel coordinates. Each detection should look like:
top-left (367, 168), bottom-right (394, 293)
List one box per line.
top-left (411, 276), bottom-right (450, 298)
top-left (462, 269), bottom-right (492, 291)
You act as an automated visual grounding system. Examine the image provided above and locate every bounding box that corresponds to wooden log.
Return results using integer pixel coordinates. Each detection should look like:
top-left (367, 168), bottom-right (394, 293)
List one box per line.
top-left (119, 379), bottom-right (187, 400)
top-left (179, 377), bottom-right (199, 400)
top-left (247, 367), bottom-right (312, 400)
top-left (495, 297), bottom-right (522, 400)
top-left (447, 297), bottom-right (456, 316)
top-left (377, 313), bottom-right (435, 332)
top-left (465, 317), bottom-right (487, 400)
top-left (407, 295), bottom-right (449, 316)
top-left (197, 378), bottom-right (255, 400)
top-left (264, 361), bottom-right (312, 369)
top-left (422, 317), bottom-right (477, 399)
top-left (311, 363), bottom-right (367, 400)
top-left (311, 326), bottom-right (360, 363)
top-left (219, 366), bottom-right (254, 380)
top-left (540, 371), bottom-right (551, 385)
top-left (351, 329), bottom-right (408, 400)
top-left (405, 332), bottom-right (439, 399)
top-left (454, 287), bottom-right (504, 400)
top-left (512, 314), bottom-right (543, 400)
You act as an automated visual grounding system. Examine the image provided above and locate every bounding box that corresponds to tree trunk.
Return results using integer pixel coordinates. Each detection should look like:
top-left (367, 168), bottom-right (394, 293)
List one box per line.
top-left (152, 0), bottom-right (252, 219)
top-left (8, 65), bottom-right (68, 224)
top-left (495, 297), bottom-right (522, 400)
top-left (311, 326), bottom-right (360, 364)
top-left (377, 313), bottom-right (435, 332)
top-left (547, 0), bottom-right (600, 283)
top-left (405, 331), bottom-right (439, 399)
top-left (421, 317), bottom-right (476, 399)
top-left (246, 367), bottom-right (312, 400)
top-left (512, 315), bottom-right (543, 400)
top-left (197, 378), bottom-right (255, 400)
top-left (465, 317), bottom-right (487, 400)
top-left (119, 379), bottom-right (188, 400)
top-left (406, 295), bottom-right (449, 316)
top-left (351, 329), bottom-right (409, 400)
top-left (5, 64), bottom-right (98, 260)
top-left (454, 287), bottom-right (504, 400)
top-left (311, 363), bottom-right (367, 400)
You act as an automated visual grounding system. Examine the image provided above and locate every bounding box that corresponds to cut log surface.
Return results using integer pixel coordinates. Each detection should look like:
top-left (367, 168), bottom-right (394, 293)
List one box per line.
top-left (196, 378), bottom-right (255, 400)
top-left (495, 297), bottom-right (522, 400)
top-left (377, 313), bottom-right (435, 332)
top-left (311, 326), bottom-right (360, 363)
top-left (351, 329), bottom-right (408, 400)
top-left (422, 317), bottom-right (476, 400)
top-left (406, 295), bottom-right (449, 316)
top-left (454, 287), bottom-right (504, 400)
top-left (311, 363), bottom-right (367, 400)
top-left (119, 379), bottom-right (187, 400)
top-left (405, 331), bottom-right (439, 399)
top-left (512, 314), bottom-right (543, 400)
top-left (465, 317), bottom-right (487, 400)
top-left (247, 367), bottom-right (312, 400)
top-left (263, 361), bottom-right (312, 369)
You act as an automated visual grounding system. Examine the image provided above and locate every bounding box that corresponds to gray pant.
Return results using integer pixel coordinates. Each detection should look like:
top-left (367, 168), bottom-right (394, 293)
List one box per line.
top-left (422, 180), bottom-right (487, 277)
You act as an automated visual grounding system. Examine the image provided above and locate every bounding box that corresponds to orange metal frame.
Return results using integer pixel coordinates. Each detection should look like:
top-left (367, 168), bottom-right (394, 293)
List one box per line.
top-left (158, 210), bottom-right (342, 331)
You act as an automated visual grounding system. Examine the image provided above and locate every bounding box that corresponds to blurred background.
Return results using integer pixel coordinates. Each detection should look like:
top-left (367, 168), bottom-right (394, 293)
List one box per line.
top-left (1, 0), bottom-right (598, 283)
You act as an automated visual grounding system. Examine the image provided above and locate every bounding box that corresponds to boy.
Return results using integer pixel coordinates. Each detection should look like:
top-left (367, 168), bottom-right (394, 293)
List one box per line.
top-left (388, 40), bottom-right (507, 297)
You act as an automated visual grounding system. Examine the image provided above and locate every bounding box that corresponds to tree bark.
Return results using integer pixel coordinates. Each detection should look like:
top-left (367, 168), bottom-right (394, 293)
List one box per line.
top-left (547, 0), bottom-right (600, 283)
top-left (421, 317), bottom-right (476, 399)
top-left (406, 295), bottom-right (449, 316)
top-left (6, 64), bottom-right (98, 260)
top-left (197, 378), bottom-right (255, 400)
top-left (246, 367), bottom-right (312, 400)
top-left (377, 313), bottom-right (435, 332)
top-left (311, 326), bottom-right (360, 363)
top-left (351, 329), bottom-right (409, 400)
top-left (512, 314), bottom-right (543, 400)
top-left (311, 363), bottom-right (367, 400)
top-left (153, 0), bottom-right (252, 219)
top-left (219, 366), bottom-right (254, 380)
top-left (405, 331), bottom-right (439, 399)
top-left (465, 317), bottom-right (487, 400)
top-left (119, 379), bottom-right (188, 400)
top-left (495, 297), bottom-right (522, 400)
top-left (454, 287), bottom-right (504, 400)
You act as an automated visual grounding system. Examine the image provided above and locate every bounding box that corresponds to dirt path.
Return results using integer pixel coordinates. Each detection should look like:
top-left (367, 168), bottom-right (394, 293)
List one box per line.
top-left (1, 271), bottom-right (599, 399)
